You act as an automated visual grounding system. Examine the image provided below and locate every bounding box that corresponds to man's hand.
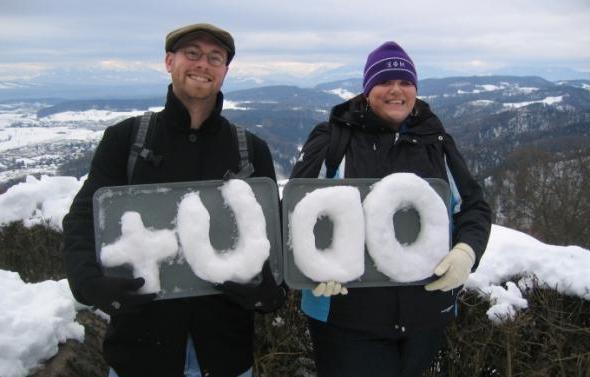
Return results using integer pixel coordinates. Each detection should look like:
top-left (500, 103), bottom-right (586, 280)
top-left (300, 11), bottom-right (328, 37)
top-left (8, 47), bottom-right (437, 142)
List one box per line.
top-left (312, 281), bottom-right (348, 297)
top-left (79, 276), bottom-right (157, 315)
top-left (425, 242), bottom-right (475, 292)
top-left (216, 261), bottom-right (286, 313)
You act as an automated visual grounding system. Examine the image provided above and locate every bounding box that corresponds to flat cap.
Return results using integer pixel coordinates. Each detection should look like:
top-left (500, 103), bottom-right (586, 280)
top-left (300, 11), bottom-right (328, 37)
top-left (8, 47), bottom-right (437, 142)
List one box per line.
top-left (165, 23), bottom-right (235, 64)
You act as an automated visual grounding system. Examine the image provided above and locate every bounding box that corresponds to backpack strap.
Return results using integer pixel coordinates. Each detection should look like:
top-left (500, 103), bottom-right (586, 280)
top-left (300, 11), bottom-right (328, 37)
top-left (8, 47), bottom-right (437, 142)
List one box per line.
top-left (236, 126), bottom-right (253, 174)
top-left (324, 123), bottom-right (352, 178)
top-left (223, 124), bottom-right (255, 180)
top-left (127, 111), bottom-right (161, 184)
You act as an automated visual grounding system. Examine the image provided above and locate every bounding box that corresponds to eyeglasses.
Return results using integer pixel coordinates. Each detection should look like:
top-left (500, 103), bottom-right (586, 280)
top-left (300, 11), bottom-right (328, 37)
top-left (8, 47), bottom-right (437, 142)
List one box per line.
top-left (178, 47), bottom-right (227, 67)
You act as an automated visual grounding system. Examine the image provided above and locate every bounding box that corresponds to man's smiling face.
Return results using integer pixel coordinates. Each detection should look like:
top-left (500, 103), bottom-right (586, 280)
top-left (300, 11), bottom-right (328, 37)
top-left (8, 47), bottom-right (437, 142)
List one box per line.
top-left (165, 37), bottom-right (229, 104)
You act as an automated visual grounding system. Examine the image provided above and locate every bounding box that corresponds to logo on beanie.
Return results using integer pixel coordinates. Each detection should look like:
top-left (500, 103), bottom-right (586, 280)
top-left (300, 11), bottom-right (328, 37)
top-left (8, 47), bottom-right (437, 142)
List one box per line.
top-left (385, 60), bottom-right (406, 68)
top-left (386, 59), bottom-right (408, 69)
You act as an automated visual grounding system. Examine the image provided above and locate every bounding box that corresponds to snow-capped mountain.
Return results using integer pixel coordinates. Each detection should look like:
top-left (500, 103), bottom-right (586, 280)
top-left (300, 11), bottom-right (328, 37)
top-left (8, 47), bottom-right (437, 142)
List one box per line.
top-left (1, 75), bottom-right (589, 188)
top-left (417, 76), bottom-right (590, 174)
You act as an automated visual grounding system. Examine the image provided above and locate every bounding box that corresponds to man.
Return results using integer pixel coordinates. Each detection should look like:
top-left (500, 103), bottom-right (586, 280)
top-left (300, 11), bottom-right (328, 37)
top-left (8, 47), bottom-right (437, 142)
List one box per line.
top-left (63, 23), bottom-right (284, 377)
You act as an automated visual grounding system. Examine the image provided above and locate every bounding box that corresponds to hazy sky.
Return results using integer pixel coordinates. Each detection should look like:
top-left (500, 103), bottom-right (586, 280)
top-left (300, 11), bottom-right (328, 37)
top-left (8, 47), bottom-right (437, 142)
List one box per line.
top-left (1, 0), bottom-right (589, 81)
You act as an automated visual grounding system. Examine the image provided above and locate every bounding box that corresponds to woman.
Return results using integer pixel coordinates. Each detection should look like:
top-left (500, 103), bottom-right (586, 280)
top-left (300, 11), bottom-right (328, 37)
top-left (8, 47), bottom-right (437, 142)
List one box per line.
top-left (290, 41), bottom-right (492, 377)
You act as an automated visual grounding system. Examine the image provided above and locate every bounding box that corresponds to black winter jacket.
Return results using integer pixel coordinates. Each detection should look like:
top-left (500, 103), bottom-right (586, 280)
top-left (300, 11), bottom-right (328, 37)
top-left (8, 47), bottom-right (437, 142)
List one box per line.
top-left (62, 86), bottom-right (276, 377)
top-left (290, 95), bottom-right (491, 335)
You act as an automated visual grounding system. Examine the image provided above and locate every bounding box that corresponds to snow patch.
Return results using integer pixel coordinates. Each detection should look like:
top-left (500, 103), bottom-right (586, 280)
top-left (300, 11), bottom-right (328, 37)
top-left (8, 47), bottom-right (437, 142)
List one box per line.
top-left (514, 86), bottom-right (539, 94)
top-left (503, 96), bottom-right (563, 109)
top-left (223, 100), bottom-right (252, 110)
top-left (324, 88), bottom-right (356, 100)
top-left (46, 109), bottom-right (143, 122)
top-left (482, 281), bottom-right (529, 323)
top-left (0, 271), bottom-right (84, 377)
top-left (0, 175), bottom-right (85, 229)
top-left (469, 100), bottom-right (495, 106)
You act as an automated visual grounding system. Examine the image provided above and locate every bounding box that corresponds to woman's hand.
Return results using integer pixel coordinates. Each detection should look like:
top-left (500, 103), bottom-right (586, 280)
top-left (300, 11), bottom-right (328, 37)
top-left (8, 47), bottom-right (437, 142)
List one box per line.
top-left (312, 281), bottom-right (348, 297)
top-left (425, 242), bottom-right (475, 292)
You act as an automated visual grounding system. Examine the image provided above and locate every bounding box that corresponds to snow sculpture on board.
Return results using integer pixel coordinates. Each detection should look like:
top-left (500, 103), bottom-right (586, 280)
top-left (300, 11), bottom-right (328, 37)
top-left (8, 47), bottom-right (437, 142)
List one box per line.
top-left (177, 179), bottom-right (270, 284)
top-left (363, 173), bottom-right (449, 282)
top-left (290, 185), bottom-right (365, 282)
top-left (100, 211), bottom-right (178, 293)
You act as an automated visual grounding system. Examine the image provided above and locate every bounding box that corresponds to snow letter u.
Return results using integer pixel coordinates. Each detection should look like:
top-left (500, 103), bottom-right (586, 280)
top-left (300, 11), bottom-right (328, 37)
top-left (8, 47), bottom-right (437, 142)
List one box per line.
top-left (177, 179), bottom-right (270, 284)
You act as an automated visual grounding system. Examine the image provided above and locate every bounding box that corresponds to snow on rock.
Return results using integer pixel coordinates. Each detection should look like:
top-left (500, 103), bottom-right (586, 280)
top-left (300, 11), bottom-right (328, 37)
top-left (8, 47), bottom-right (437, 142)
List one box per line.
top-left (0, 270), bottom-right (84, 377)
top-left (481, 281), bottom-right (529, 323)
top-left (0, 175), bottom-right (84, 230)
top-left (466, 224), bottom-right (590, 321)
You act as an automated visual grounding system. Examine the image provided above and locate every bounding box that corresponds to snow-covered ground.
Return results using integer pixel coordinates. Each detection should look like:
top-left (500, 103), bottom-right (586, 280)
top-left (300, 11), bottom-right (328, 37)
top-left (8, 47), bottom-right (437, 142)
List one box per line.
top-left (503, 95), bottom-right (564, 109)
top-left (0, 103), bottom-right (165, 184)
top-left (223, 100), bottom-right (253, 110)
top-left (456, 83), bottom-right (541, 96)
top-left (0, 174), bottom-right (589, 377)
top-left (0, 103), bottom-right (149, 145)
top-left (0, 126), bottom-right (102, 153)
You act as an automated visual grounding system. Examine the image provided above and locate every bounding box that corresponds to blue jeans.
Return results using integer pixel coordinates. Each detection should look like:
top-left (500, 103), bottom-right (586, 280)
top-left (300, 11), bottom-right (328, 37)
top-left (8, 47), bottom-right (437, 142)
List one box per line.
top-left (108, 337), bottom-right (253, 377)
top-left (308, 318), bottom-right (443, 377)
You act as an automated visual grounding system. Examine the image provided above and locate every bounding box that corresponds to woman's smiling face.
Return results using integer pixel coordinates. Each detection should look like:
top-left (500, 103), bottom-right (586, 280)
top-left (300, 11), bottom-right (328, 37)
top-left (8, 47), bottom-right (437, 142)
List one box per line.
top-left (366, 79), bottom-right (417, 128)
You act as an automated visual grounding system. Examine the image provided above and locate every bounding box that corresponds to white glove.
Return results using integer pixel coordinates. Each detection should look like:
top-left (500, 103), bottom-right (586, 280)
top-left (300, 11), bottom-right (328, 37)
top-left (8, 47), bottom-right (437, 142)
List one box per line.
top-left (425, 242), bottom-right (475, 292)
top-left (312, 281), bottom-right (348, 297)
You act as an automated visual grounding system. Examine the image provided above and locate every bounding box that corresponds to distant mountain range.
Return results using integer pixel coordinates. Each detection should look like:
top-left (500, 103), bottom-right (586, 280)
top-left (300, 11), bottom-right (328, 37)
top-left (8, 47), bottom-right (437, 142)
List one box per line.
top-left (230, 76), bottom-right (590, 176)
top-left (1, 63), bottom-right (589, 101)
top-left (0, 75), bottom-right (589, 185)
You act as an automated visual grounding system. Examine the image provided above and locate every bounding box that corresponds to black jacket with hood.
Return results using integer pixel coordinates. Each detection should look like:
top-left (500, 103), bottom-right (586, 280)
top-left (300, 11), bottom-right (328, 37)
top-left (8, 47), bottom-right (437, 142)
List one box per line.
top-left (290, 94), bottom-right (491, 335)
top-left (62, 86), bottom-right (276, 377)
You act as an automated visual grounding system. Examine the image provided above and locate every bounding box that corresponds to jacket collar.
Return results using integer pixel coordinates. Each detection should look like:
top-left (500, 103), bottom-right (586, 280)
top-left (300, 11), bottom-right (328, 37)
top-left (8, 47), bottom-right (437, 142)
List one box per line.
top-left (160, 84), bottom-right (225, 133)
top-left (329, 94), bottom-right (445, 135)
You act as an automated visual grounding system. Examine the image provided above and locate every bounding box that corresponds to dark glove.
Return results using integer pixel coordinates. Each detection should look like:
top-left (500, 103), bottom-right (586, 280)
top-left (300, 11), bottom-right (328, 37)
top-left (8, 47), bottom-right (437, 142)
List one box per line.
top-left (79, 276), bottom-right (157, 315)
top-left (216, 262), bottom-right (286, 313)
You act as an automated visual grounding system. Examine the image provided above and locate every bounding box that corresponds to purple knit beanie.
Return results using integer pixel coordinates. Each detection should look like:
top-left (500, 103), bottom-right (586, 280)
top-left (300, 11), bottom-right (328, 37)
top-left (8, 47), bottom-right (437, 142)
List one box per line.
top-left (363, 41), bottom-right (417, 96)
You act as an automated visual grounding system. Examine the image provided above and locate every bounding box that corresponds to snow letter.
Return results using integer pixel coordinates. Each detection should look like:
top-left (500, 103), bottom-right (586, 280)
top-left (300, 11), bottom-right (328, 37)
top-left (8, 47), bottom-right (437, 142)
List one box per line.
top-left (363, 173), bottom-right (449, 282)
top-left (290, 186), bottom-right (365, 282)
top-left (100, 212), bottom-right (178, 293)
top-left (177, 179), bottom-right (270, 284)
